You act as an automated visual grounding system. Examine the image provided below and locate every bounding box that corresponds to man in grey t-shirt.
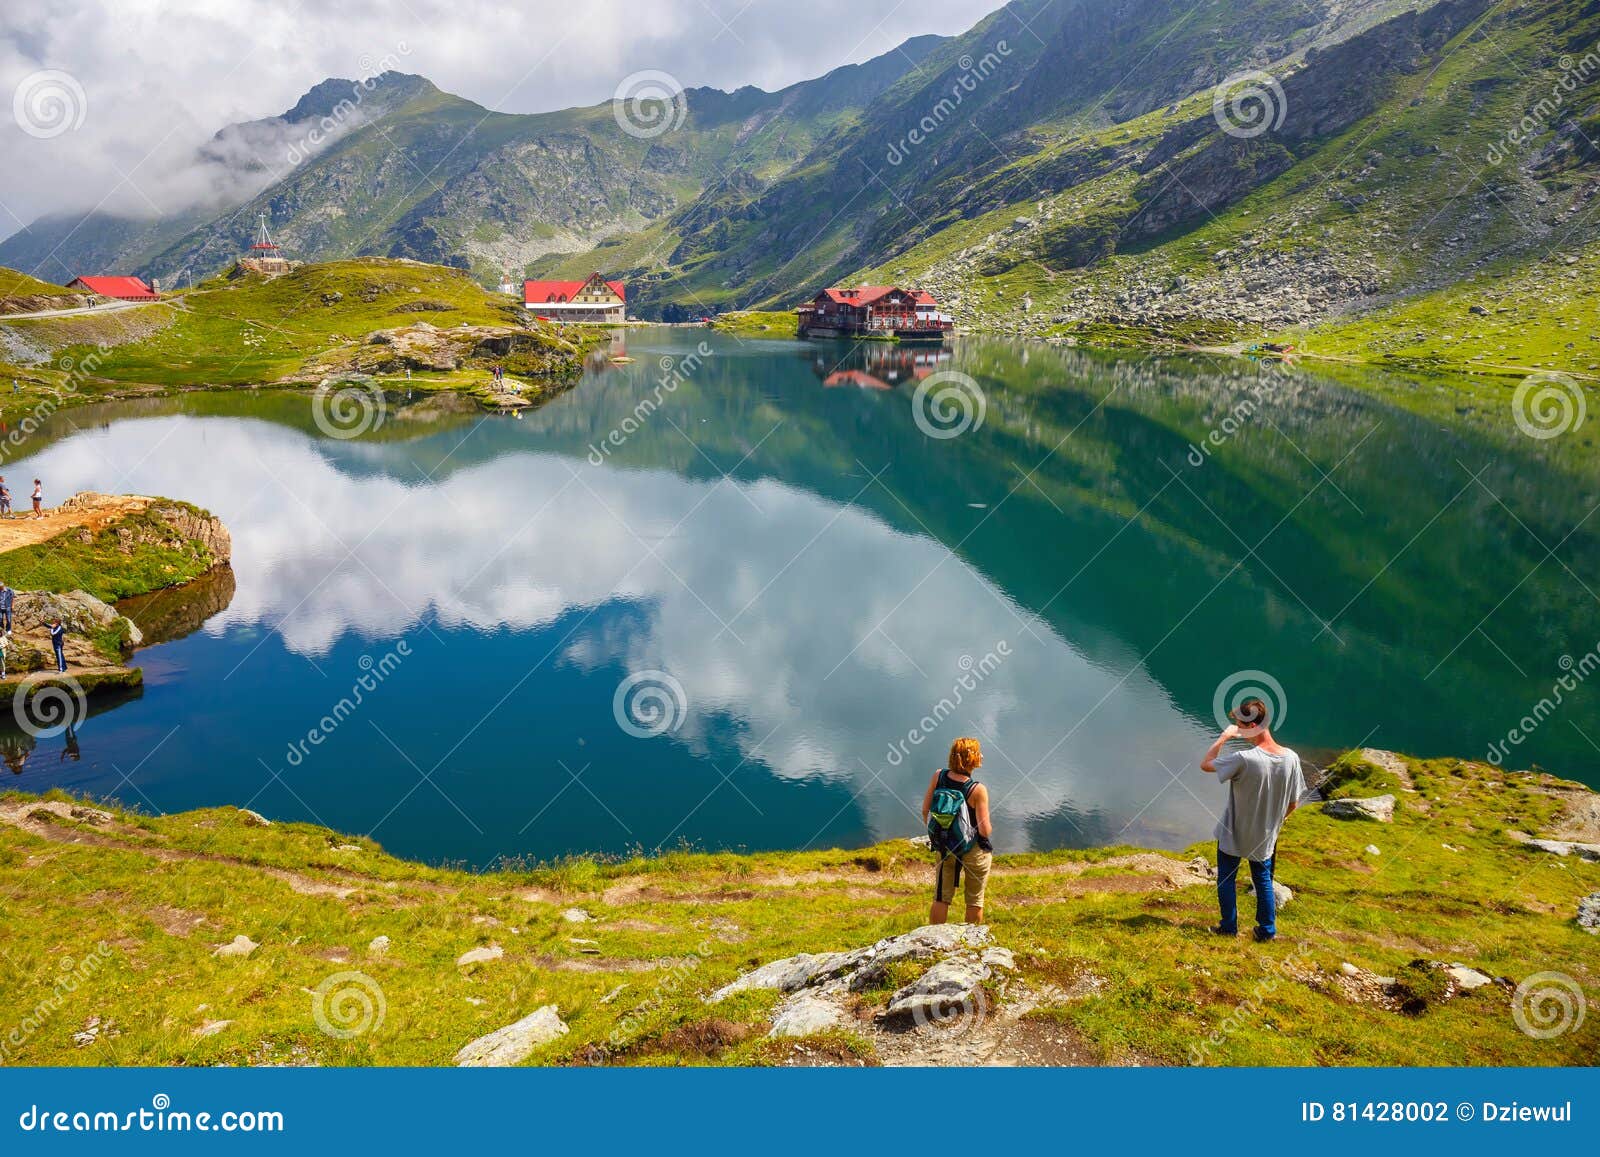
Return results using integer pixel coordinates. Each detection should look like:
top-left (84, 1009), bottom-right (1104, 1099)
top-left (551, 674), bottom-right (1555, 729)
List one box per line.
top-left (1200, 697), bottom-right (1306, 941)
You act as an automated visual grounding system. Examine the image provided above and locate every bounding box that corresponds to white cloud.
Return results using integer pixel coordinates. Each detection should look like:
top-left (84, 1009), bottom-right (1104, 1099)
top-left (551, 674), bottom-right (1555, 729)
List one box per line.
top-left (29, 400), bottom-right (1218, 853)
top-left (0, 0), bottom-right (1008, 236)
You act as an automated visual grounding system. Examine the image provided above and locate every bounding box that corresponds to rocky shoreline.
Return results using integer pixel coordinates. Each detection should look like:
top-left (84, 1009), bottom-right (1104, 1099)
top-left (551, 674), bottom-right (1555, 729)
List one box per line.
top-left (0, 492), bottom-right (232, 689)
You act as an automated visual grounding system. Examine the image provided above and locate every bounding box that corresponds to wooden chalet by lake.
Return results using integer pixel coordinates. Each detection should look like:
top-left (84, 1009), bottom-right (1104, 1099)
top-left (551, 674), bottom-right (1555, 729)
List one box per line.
top-left (796, 285), bottom-right (953, 342)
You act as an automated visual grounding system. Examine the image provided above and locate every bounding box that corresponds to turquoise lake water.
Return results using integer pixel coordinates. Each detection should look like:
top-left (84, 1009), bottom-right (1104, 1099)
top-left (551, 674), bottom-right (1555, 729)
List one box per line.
top-left (4, 331), bottom-right (1596, 866)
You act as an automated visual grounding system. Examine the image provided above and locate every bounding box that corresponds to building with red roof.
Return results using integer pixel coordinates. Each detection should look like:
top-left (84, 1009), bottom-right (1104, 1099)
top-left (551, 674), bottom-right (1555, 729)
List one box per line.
top-left (68, 275), bottom-right (158, 301)
top-left (523, 273), bottom-right (626, 324)
top-left (796, 285), bottom-right (952, 342)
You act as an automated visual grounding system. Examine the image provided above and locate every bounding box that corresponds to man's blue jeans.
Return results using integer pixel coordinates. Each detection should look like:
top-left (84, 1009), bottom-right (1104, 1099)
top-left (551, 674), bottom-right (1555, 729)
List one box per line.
top-left (1216, 849), bottom-right (1275, 937)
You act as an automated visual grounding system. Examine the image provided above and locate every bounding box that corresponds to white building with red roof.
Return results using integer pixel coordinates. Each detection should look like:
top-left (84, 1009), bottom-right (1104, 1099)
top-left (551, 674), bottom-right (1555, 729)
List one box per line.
top-left (523, 273), bottom-right (626, 323)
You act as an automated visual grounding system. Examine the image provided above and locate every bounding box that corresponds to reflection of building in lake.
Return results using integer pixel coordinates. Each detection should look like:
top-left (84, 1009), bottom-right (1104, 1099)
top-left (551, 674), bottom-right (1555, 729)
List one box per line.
top-left (807, 342), bottom-right (953, 391)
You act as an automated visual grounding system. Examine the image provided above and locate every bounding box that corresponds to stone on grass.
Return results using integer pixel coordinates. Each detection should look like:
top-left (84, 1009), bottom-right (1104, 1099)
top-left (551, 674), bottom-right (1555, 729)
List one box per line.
top-left (981, 946), bottom-right (1017, 970)
top-left (212, 935), bottom-right (258, 959)
top-left (562, 908), bottom-right (593, 923)
top-left (708, 923), bottom-right (991, 1003)
top-left (1444, 964), bottom-right (1494, 991)
top-left (1245, 880), bottom-right (1294, 908)
top-left (769, 992), bottom-right (847, 1038)
top-left (1577, 893), bottom-right (1600, 933)
top-left (237, 808), bottom-right (272, 827)
top-left (453, 1006), bottom-right (568, 1067)
top-left (1322, 795), bottom-right (1396, 822)
top-left (1365, 844), bottom-right (1381, 856)
top-left (886, 956), bottom-right (990, 1020)
top-left (368, 935), bottom-right (390, 955)
top-left (456, 943), bottom-right (504, 967)
top-left (1522, 838), bottom-right (1600, 861)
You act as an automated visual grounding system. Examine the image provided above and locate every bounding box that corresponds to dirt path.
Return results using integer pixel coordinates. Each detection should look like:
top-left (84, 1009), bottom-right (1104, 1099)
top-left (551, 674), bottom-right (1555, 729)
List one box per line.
top-left (0, 492), bottom-right (156, 553)
top-left (0, 298), bottom-right (170, 322)
top-left (0, 800), bottom-right (454, 903)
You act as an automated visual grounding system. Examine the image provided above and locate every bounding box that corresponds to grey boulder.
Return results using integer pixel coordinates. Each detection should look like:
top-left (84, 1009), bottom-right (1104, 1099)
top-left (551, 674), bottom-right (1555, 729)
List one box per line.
top-left (1322, 794), bottom-right (1396, 822)
top-left (454, 1006), bottom-right (568, 1066)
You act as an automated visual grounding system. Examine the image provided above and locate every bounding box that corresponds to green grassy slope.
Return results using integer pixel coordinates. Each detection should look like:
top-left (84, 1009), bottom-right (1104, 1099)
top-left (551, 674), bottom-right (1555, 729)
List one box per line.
top-left (0, 267), bottom-right (74, 298)
top-left (1, 751), bottom-right (1595, 1066)
top-left (0, 258), bottom-right (590, 399)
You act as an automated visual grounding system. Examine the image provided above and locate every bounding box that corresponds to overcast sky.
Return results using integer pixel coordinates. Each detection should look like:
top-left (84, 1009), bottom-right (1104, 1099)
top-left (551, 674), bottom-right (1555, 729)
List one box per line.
top-left (0, 0), bottom-right (1010, 240)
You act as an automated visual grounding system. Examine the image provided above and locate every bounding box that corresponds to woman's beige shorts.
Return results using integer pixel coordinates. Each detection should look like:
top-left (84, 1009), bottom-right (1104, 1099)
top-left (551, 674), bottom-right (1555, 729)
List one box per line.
top-left (935, 848), bottom-right (992, 908)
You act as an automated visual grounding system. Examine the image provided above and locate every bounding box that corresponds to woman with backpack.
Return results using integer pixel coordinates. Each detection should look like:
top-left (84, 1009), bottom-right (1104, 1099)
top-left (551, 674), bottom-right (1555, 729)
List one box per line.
top-left (921, 737), bottom-right (994, 926)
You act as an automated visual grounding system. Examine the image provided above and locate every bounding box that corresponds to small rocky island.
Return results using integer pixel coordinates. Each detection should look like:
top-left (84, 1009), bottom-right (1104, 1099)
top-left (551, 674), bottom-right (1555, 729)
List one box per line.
top-left (0, 491), bottom-right (232, 691)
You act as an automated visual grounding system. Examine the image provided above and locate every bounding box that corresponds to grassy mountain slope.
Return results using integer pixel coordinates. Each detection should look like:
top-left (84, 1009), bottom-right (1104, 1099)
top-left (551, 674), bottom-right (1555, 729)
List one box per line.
top-left (0, 258), bottom-right (591, 402)
top-left (1, 751), bottom-right (1595, 1065)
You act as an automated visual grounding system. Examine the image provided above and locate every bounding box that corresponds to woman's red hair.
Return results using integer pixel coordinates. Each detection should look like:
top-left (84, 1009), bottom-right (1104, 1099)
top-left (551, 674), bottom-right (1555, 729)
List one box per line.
top-left (947, 737), bottom-right (982, 774)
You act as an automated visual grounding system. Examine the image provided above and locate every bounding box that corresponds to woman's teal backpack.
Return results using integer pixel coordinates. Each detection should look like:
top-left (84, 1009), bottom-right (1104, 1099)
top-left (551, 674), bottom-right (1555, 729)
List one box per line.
top-left (927, 773), bottom-right (978, 857)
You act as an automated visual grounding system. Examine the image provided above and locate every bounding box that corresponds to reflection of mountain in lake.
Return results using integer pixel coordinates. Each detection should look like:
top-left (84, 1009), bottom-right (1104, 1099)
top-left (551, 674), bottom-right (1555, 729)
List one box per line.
top-left (8, 332), bottom-right (1597, 864)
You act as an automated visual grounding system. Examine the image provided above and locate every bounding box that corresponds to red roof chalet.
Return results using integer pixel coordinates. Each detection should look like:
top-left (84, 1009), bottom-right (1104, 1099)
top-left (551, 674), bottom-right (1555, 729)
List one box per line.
top-left (68, 275), bottom-right (158, 301)
top-left (523, 276), bottom-right (626, 305)
top-left (796, 284), bottom-right (952, 340)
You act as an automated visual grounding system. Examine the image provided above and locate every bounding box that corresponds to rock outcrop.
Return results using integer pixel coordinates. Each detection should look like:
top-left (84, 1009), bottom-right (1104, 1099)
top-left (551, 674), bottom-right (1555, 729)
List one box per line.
top-left (1322, 794), bottom-right (1396, 822)
top-left (319, 321), bottom-right (583, 379)
top-left (454, 1006), bottom-right (568, 1066)
top-left (11, 589), bottom-right (141, 671)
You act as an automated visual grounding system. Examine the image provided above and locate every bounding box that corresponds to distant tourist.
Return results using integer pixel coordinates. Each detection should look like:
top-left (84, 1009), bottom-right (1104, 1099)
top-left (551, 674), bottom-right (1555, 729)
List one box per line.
top-left (0, 630), bottom-right (9, 678)
top-left (1200, 697), bottom-right (1307, 941)
top-left (0, 582), bottom-right (12, 632)
top-left (921, 736), bottom-right (994, 926)
top-left (0, 475), bottom-right (11, 516)
top-left (49, 618), bottom-right (67, 672)
top-left (31, 478), bottom-right (42, 519)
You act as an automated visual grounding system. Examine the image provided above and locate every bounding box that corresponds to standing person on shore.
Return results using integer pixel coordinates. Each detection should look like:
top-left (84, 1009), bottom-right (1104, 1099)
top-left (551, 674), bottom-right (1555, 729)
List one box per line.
top-left (1200, 697), bottom-right (1306, 941)
top-left (0, 629), bottom-right (9, 678)
top-left (921, 736), bottom-right (994, 926)
top-left (49, 618), bottom-right (67, 672)
top-left (0, 475), bottom-right (11, 517)
top-left (0, 582), bottom-right (12, 633)
top-left (31, 478), bottom-right (43, 519)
